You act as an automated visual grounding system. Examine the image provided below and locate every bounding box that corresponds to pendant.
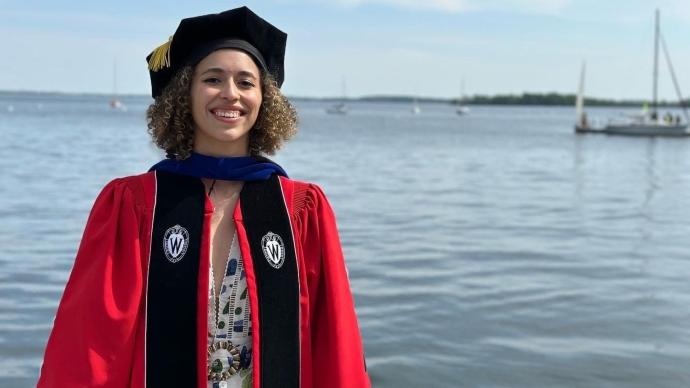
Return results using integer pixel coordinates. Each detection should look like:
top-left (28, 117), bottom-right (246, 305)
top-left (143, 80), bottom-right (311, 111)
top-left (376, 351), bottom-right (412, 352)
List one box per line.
top-left (207, 340), bottom-right (241, 382)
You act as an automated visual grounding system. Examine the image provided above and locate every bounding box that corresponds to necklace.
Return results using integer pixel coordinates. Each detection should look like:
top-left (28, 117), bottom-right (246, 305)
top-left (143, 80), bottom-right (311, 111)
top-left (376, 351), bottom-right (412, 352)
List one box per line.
top-left (208, 233), bottom-right (241, 382)
top-left (206, 179), bottom-right (249, 382)
top-left (207, 178), bottom-right (217, 196)
top-left (209, 232), bottom-right (236, 332)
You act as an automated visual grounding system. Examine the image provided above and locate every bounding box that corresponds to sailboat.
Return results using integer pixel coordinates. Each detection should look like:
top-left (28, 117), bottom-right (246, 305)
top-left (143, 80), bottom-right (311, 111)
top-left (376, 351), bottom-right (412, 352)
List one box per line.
top-left (326, 77), bottom-right (349, 115)
top-left (110, 58), bottom-right (127, 111)
top-left (456, 79), bottom-right (470, 115)
top-left (110, 99), bottom-right (124, 110)
top-left (574, 61), bottom-right (598, 133)
top-left (326, 101), bottom-right (348, 115)
top-left (576, 9), bottom-right (688, 136)
top-left (411, 97), bottom-right (421, 115)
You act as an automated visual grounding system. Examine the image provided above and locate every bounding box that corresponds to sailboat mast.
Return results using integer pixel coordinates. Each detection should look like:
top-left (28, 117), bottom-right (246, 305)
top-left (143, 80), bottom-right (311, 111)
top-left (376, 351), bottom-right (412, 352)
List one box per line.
top-left (652, 8), bottom-right (659, 119)
top-left (576, 61), bottom-right (586, 123)
top-left (112, 57), bottom-right (118, 97)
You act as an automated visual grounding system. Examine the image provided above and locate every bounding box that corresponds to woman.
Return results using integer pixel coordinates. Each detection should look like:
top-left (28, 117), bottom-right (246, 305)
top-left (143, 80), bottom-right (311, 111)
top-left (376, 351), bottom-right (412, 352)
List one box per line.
top-left (38, 7), bottom-right (370, 388)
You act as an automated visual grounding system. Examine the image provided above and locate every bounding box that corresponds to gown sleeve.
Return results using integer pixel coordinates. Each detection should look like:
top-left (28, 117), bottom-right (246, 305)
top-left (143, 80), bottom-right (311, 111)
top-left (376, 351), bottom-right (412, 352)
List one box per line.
top-left (300, 184), bottom-right (371, 388)
top-left (37, 178), bottom-right (146, 388)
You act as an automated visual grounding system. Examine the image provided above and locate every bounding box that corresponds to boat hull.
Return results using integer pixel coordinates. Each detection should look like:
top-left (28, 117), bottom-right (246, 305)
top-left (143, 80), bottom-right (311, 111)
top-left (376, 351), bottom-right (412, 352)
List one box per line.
top-left (603, 123), bottom-right (690, 136)
top-left (326, 102), bottom-right (348, 115)
top-left (575, 125), bottom-right (604, 134)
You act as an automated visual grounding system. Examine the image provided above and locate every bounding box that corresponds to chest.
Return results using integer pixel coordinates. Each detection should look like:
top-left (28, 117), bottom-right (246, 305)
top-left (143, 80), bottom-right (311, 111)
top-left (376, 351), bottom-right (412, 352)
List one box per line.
top-left (209, 196), bottom-right (239, 298)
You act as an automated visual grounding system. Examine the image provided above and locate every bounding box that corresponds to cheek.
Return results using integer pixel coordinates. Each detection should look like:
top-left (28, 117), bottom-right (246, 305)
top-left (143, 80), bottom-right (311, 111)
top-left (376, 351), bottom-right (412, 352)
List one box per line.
top-left (251, 92), bottom-right (263, 114)
top-left (191, 87), bottom-right (210, 114)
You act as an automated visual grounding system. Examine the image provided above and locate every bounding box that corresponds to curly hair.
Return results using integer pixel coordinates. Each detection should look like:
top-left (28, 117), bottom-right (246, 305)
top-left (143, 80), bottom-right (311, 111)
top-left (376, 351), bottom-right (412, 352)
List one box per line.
top-left (146, 65), bottom-right (298, 159)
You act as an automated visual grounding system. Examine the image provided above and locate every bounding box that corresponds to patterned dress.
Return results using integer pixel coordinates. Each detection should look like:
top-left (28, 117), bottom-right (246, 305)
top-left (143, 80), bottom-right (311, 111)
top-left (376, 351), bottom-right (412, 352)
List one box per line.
top-left (207, 231), bottom-right (252, 388)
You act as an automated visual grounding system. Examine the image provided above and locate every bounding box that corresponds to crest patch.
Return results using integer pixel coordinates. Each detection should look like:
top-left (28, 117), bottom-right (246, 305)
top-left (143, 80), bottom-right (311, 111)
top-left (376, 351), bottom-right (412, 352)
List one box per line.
top-left (163, 224), bottom-right (189, 263)
top-left (261, 231), bottom-right (285, 269)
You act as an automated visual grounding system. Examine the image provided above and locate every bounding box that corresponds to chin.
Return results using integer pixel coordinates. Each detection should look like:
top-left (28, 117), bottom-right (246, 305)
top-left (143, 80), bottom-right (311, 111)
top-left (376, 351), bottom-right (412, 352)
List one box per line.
top-left (195, 130), bottom-right (250, 152)
top-left (216, 128), bottom-right (251, 141)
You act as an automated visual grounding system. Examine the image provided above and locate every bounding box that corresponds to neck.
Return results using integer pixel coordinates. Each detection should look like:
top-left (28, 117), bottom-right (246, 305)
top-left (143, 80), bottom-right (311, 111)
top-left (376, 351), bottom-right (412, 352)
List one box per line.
top-left (193, 148), bottom-right (249, 158)
top-left (193, 136), bottom-right (250, 158)
top-left (203, 178), bottom-right (244, 197)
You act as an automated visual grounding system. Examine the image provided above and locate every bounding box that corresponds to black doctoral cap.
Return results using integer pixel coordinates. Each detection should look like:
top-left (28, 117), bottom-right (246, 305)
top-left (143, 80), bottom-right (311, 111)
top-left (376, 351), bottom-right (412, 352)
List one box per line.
top-left (146, 6), bottom-right (287, 98)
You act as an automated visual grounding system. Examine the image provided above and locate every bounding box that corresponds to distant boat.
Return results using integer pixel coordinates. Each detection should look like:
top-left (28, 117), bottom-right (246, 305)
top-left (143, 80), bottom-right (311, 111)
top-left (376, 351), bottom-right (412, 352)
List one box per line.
top-left (576, 9), bottom-right (689, 136)
top-left (411, 98), bottom-right (421, 115)
top-left (110, 58), bottom-right (127, 112)
top-left (326, 77), bottom-right (349, 115)
top-left (574, 61), bottom-right (599, 133)
top-left (110, 99), bottom-right (125, 110)
top-left (456, 105), bottom-right (470, 115)
top-left (456, 79), bottom-right (471, 115)
top-left (326, 101), bottom-right (348, 115)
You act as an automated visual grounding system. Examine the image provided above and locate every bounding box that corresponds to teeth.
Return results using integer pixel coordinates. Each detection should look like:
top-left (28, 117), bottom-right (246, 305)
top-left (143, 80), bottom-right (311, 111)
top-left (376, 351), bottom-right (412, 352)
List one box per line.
top-left (214, 110), bottom-right (240, 118)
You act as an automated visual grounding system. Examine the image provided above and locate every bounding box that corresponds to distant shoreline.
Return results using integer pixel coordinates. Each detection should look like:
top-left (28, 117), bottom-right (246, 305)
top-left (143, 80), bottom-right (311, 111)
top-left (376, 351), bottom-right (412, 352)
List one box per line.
top-left (1, 90), bottom-right (687, 108)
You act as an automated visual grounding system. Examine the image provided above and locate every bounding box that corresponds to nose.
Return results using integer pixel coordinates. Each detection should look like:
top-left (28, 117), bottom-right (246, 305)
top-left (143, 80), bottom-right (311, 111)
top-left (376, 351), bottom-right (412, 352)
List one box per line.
top-left (220, 79), bottom-right (240, 100)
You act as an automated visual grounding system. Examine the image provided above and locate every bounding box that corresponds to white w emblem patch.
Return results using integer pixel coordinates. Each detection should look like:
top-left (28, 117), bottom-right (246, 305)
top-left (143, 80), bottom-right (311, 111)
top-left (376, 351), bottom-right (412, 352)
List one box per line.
top-left (261, 231), bottom-right (285, 269)
top-left (163, 224), bottom-right (189, 263)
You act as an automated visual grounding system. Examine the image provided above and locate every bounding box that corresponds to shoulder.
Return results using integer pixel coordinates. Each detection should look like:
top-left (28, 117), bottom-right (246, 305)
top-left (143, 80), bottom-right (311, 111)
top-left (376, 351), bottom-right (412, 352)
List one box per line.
top-left (278, 176), bottom-right (333, 219)
top-left (97, 171), bottom-right (156, 210)
top-left (278, 176), bottom-right (324, 195)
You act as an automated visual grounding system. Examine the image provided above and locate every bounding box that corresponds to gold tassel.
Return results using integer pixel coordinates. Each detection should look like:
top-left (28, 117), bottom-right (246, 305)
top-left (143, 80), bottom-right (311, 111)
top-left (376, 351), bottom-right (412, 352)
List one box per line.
top-left (148, 36), bottom-right (173, 71)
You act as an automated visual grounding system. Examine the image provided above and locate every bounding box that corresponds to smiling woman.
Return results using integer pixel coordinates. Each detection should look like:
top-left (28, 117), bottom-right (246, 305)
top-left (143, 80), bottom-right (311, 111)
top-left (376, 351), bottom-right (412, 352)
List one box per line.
top-left (37, 6), bottom-right (370, 388)
top-left (191, 49), bottom-right (263, 153)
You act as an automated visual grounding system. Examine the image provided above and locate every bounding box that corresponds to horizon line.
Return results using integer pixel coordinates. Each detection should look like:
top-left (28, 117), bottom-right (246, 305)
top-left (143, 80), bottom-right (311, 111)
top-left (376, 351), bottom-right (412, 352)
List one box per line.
top-left (0, 89), bottom-right (681, 104)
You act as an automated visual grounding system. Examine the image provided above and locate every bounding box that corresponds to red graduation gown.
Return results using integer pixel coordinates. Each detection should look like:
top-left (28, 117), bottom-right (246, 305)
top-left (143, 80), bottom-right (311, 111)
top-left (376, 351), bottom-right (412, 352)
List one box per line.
top-left (37, 172), bottom-right (370, 388)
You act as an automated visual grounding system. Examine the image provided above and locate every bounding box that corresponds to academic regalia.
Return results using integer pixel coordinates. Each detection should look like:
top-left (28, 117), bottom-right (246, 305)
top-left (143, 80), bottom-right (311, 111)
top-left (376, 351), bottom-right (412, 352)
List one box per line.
top-left (39, 6), bottom-right (369, 387)
top-left (37, 169), bottom-right (370, 388)
top-left (146, 6), bottom-right (287, 98)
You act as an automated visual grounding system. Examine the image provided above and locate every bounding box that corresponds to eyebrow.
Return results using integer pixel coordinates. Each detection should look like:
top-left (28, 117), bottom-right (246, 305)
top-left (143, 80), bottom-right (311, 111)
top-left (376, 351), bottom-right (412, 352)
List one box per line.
top-left (200, 67), bottom-right (258, 79)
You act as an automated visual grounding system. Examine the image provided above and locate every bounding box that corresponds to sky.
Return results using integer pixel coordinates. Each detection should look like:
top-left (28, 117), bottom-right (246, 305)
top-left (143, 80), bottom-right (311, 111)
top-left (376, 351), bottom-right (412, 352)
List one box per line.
top-left (1, 0), bottom-right (690, 100)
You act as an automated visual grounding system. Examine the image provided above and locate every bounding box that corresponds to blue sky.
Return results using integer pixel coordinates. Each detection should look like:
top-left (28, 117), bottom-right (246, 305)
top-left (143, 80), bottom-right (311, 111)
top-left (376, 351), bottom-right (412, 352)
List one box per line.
top-left (1, 0), bottom-right (689, 100)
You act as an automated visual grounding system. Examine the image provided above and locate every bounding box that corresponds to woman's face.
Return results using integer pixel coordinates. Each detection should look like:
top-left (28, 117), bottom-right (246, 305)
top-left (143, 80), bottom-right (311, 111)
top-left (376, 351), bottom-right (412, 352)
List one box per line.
top-left (190, 49), bottom-right (262, 156)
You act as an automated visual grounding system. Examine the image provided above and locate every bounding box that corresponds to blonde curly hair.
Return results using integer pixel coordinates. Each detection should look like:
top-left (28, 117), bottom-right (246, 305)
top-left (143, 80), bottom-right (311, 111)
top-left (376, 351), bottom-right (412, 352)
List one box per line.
top-left (146, 65), bottom-right (298, 159)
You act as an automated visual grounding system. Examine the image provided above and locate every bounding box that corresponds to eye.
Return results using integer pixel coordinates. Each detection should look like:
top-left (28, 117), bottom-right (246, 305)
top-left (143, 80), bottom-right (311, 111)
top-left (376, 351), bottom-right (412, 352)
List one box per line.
top-left (238, 79), bottom-right (256, 89)
top-left (203, 77), bottom-right (221, 85)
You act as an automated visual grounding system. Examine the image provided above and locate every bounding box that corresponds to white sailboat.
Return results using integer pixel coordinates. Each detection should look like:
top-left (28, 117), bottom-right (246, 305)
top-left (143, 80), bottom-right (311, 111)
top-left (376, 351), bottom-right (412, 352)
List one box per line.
top-left (577, 9), bottom-right (688, 136)
top-left (326, 101), bottom-right (348, 115)
top-left (110, 58), bottom-right (127, 111)
top-left (411, 97), bottom-right (421, 115)
top-left (456, 79), bottom-right (470, 115)
top-left (456, 104), bottom-right (470, 115)
top-left (574, 61), bottom-right (599, 133)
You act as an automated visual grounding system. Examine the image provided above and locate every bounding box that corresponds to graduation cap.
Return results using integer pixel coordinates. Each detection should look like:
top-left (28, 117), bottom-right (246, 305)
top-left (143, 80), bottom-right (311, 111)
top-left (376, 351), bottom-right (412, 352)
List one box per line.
top-left (147, 6), bottom-right (287, 98)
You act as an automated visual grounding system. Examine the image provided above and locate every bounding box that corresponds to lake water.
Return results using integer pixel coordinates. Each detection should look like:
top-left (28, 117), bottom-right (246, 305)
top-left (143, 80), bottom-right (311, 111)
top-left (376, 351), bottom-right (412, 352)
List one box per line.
top-left (2, 93), bottom-right (690, 387)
